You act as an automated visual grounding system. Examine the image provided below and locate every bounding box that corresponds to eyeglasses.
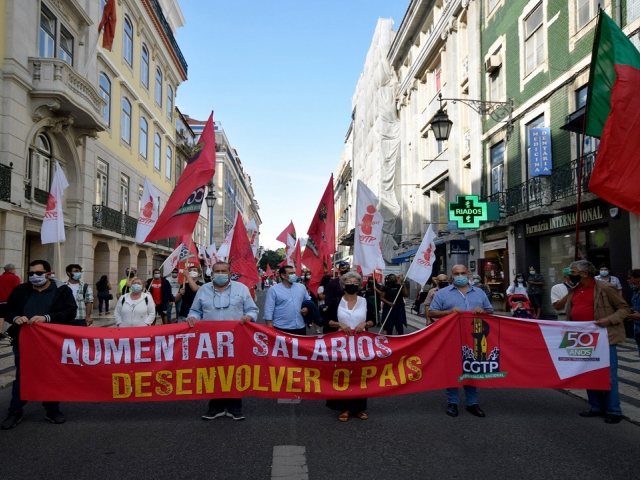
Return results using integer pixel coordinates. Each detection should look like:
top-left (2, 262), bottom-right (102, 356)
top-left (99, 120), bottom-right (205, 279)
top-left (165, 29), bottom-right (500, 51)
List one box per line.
top-left (213, 291), bottom-right (230, 309)
top-left (28, 271), bottom-right (47, 276)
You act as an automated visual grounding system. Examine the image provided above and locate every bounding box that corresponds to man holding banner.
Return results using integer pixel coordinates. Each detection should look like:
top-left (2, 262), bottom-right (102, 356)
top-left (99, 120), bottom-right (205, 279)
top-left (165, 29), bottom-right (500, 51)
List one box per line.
top-left (429, 264), bottom-right (493, 418)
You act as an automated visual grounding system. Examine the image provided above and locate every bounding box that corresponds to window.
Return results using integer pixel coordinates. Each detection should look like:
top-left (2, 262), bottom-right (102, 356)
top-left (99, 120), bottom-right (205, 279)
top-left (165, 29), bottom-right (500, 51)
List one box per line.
top-left (577, 0), bottom-right (597, 30)
top-left (436, 188), bottom-right (447, 227)
top-left (99, 72), bottom-right (111, 126)
top-left (141, 44), bottom-right (150, 89)
top-left (155, 67), bottom-right (163, 106)
top-left (123, 15), bottom-right (133, 67)
top-left (167, 85), bottom-right (173, 121)
top-left (490, 142), bottom-right (505, 194)
top-left (524, 4), bottom-right (545, 75)
top-left (489, 65), bottom-right (504, 102)
top-left (154, 133), bottom-right (161, 170)
top-left (120, 174), bottom-right (130, 215)
top-left (39, 6), bottom-right (56, 58)
top-left (138, 184), bottom-right (144, 213)
top-left (488, 0), bottom-right (500, 12)
top-left (575, 86), bottom-right (599, 155)
top-left (96, 159), bottom-right (108, 205)
top-left (59, 26), bottom-right (73, 65)
top-left (139, 117), bottom-right (148, 158)
top-left (165, 145), bottom-right (172, 180)
top-left (121, 98), bottom-right (132, 144)
top-left (29, 134), bottom-right (52, 192)
top-left (434, 61), bottom-right (442, 93)
top-left (526, 114), bottom-right (545, 177)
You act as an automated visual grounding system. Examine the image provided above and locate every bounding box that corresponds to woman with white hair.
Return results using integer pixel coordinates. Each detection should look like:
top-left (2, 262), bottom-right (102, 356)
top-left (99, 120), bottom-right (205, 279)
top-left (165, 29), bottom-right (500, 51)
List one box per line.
top-left (114, 278), bottom-right (155, 327)
top-left (324, 271), bottom-right (376, 422)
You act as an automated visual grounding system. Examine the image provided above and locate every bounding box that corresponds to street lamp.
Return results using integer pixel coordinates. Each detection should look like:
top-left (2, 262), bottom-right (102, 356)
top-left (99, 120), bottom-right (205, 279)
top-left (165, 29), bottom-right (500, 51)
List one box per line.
top-left (429, 93), bottom-right (514, 142)
top-left (205, 181), bottom-right (217, 245)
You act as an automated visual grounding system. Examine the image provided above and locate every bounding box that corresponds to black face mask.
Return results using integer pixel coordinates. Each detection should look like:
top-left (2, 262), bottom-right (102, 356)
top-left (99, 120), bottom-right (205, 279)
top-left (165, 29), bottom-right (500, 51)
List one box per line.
top-left (344, 284), bottom-right (359, 295)
top-left (438, 282), bottom-right (449, 289)
top-left (569, 274), bottom-right (582, 285)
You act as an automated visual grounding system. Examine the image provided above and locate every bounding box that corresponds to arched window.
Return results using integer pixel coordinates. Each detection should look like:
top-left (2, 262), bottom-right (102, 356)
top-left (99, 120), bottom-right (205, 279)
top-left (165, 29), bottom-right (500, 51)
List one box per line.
top-left (155, 67), bottom-right (163, 106)
top-left (99, 72), bottom-right (111, 126)
top-left (139, 117), bottom-right (148, 158)
top-left (123, 15), bottom-right (133, 67)
top-left (141, 44), bottom-right (150, 88)
top-left (167, 85), bottom-right (173, 121)
top-left (154, 133), bottom-right (161, 170)
top-left (29, 133), bottom-right (52, 199)
top-left (165, 145), bottom-right (172, 180)
top-left (121, 97), bottom-right (132, 144)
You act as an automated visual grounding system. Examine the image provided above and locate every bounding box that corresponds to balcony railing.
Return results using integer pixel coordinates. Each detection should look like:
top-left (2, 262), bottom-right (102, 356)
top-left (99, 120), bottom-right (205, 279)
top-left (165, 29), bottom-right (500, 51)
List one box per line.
top-left (148, 0), bottom-right (188, 75)
top-left (482, 191), bottom-right (506, 215)
top-left (92, 205), bottom-right (137, 237)
top-left (550, 153), bottom-right (596, 203)
top-left (151, 237), bottom-right (178, 249)
top-left (25, 185), bottom-right (50, 204)
top-left (0, 163), bottom-right (12, 202)
top-left (504, 176), bottom-right (550, 216)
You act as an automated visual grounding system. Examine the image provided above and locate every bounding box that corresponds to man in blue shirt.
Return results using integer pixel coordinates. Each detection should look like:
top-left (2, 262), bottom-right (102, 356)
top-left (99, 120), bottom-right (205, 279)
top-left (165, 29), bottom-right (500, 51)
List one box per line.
top-left (187, 261), bottom-right (258, 421)
top-left (264, 265), bottom-right (310, 335)
top-left (429, 264), bottom-right (493, 418)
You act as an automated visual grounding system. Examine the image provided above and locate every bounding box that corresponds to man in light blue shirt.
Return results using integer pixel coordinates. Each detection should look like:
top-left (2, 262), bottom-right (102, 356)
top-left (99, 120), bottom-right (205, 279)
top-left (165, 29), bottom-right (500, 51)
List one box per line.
top-left (264, 265), bottom-right (310, 335)
top-left (429, 264), bottom-right (493, 419)
top-left (187, 261), bottom-right (258, 421)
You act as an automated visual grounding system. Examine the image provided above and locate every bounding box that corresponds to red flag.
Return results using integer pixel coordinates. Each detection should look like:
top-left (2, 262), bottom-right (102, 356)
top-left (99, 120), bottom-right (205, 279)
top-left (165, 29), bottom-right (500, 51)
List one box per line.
top-left (98, 0), bottom-right (117, 51)
top-left (276, 221), bottom-right (296, 244)
top-left (173, 235), bottom-right (198, 282)
top-left (293, 240), bottom-right (302, 276)
top-left (229, 212), bottom-right (260, 289)
top-left (265, 265), bottom-right (274, 278)
top-left (145, 113), bottom-right (216, 242)
top-left (307, 175), bottom-right (336, 257)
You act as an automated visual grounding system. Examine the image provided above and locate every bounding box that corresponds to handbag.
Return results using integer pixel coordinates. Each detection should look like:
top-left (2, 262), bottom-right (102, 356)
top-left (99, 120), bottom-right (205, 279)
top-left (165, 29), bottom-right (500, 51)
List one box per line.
top-left (108, 293), bottom-right (114, 300)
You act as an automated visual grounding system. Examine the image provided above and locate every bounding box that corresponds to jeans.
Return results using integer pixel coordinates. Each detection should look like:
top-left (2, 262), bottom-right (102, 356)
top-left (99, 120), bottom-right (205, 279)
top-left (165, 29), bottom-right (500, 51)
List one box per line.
top-left (208, 398), bottom-right (242, 415)
top-left (445, 386), bottom-right (478, 406)
top-left (587, 345), bottom-right (622, 415)
top-left (71, 319), bottom-right (87, 327)
top-left (167, 300), bottom-right (182, 324)
top-left (9, 346), bottom-right (60, 415)
top-left (98, 295), bottom-right (110, 313)
top-left (634, 320), bottom-right (640, 358)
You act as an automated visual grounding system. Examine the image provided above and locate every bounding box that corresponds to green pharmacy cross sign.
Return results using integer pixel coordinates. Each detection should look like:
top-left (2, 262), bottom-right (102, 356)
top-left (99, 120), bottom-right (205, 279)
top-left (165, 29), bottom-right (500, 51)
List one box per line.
top-left (449, 195), bottom-right (489, 229)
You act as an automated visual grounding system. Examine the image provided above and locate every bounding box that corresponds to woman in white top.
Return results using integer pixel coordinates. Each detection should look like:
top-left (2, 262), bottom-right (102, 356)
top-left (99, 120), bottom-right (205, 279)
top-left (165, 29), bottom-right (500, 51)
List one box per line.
top-left (506, 274), bottom-right (529, 297)
top-left (114, 278), bottom-right (155, 327)
top-left (325, 272), bottom-right (375, 422)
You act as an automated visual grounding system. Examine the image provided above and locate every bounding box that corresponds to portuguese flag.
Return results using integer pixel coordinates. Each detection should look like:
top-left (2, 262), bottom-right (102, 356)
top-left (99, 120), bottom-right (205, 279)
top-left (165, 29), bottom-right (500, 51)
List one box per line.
top-left (585, 9), bottom-right (640, 216)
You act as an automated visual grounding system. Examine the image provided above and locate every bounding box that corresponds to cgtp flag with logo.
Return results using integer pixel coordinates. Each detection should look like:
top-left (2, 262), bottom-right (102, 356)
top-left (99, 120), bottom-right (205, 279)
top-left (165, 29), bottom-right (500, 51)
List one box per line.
top-left (41, 162), bottom-right (69, 245)
top-left (145, 112), bottom-right (216, 242)
top-left (353, 180), bottom-right (385, 274)
top-left (135, 178), bottom-right (159, 243)
top-left (406, 224), bottom-right (437, 285)
top-left (161, 243), bottom-right (189, 277)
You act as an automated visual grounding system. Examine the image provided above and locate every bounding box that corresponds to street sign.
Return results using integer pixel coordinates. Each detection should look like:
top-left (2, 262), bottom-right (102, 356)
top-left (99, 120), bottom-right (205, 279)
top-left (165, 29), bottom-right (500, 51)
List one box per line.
top-left (448, 195), bottom-right (488, 229)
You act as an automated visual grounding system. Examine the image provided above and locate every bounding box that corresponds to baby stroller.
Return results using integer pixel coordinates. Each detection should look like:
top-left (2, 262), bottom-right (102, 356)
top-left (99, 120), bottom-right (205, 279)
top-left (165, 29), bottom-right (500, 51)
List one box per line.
top-left (507, 294), bottom-right (535, 319)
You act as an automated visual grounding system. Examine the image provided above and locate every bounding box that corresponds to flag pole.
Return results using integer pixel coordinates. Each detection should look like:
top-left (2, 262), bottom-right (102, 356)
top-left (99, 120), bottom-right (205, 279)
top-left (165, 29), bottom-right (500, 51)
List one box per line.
top-left (183, 234), bottom-right (194, 289)
top-left (57, 241), bottom-right (63, 283)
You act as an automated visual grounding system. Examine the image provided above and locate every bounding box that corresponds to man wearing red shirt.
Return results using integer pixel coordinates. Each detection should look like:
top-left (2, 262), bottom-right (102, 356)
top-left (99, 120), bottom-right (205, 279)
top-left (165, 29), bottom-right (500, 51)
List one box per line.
top-left (145, 269), bottom-right (173, 324)
top-left (565, 260), bottom-right (630, 424)
top-left (0, 264), bottom-right (21, 340)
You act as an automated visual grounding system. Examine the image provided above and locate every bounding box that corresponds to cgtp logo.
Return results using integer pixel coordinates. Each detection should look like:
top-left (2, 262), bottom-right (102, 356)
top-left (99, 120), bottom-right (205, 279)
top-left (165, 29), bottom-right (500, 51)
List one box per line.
top-left (559, 331), bottom-right (600, 358)
top-left (358, 205), bottom-right (380, 244)
top-left (459, 317), bottom-right (507, 381)
top-left (417, 244), bottom-right (433, 267)
top-left (43, 194), bottom-right (58, 219)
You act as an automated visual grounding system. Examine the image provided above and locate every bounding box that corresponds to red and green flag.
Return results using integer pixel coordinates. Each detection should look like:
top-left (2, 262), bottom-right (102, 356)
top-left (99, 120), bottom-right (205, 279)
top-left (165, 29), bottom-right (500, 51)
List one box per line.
top-left (585, 9), bottom-right (640, 216)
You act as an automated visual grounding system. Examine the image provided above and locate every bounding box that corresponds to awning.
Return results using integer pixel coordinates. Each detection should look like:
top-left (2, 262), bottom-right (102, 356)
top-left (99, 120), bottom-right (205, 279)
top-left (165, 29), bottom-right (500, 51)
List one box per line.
top-left (338, 228), bottom-right (355, 246)
top-left (560, 106), bottom-right (585, 133)
top-left (391, 248), bottom-right (418, 264)
top-left (483, 240), bottom-right (507, 251)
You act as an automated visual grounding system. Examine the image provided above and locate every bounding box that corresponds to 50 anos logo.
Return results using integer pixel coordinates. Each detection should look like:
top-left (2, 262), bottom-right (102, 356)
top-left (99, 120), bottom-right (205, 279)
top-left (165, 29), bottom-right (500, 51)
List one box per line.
top-left (559, 331), bottom-right (600, 359)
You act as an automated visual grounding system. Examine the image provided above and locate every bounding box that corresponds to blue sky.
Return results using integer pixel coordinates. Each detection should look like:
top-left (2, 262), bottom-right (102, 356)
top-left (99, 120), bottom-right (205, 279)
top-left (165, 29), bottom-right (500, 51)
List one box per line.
top-left (175, 0), bottom-right (408, 249)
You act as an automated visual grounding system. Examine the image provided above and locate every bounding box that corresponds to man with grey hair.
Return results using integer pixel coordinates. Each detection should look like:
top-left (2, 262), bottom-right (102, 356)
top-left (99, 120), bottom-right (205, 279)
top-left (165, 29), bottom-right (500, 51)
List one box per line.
top-left (565, 260), bottom-right (630, 424)
top-left (0, 263), bottom-right (20, 341)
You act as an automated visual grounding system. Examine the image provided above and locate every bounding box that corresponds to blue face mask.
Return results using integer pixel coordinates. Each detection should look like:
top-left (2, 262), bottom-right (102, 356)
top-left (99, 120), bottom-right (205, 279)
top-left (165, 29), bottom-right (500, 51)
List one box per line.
top-left (153, 274), bottom-right (161, 279)
top-left (288, 274), bottom-right (298, 284)
top-left (600, 270), bottom-right (609, 277)
top-left (130, 284), bottom-right (143, 293)
top-left (171, 273), bottom-right (178, 278)
top-left (213, 274), bottom-right (229, 286)
top-left (72, 272), bottom-right (82, 281)
top-left (453, 276), bottom-right (469, 287)
top-left (529, 270), bottom-right (536, 275)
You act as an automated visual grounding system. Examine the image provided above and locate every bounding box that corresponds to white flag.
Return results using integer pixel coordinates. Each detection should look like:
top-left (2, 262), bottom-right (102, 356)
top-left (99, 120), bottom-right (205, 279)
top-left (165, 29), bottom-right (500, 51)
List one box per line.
top-left (162, 243), bottom-right (189, 276)
top-left (201, 243), bottom-right (219, 276)
top-left (406, 224), bottom-right (437, 285)
top-left (41, 162), bottom-right (69, 244)
top-left (135, 177), bottom-right (159, 243)
top-left (285, 233), bottom-right (296, 266)
top-left (246, 219), bottom-right (259, 256)
top-left (353, 180), bottom-right (385, 274)
top-left (216, 220), bottom-right (236, 259)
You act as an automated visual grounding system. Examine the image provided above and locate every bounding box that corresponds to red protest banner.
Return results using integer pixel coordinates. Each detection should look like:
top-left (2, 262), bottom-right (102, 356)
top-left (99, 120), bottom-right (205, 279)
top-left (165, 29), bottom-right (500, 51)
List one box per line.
top-left (19, 313), bottom-right (610, 402)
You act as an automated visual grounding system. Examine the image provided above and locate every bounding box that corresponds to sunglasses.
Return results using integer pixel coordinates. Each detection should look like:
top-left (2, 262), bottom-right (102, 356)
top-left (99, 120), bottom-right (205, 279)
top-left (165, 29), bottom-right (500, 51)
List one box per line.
top-left (28, 271), bottom-right (48, 276)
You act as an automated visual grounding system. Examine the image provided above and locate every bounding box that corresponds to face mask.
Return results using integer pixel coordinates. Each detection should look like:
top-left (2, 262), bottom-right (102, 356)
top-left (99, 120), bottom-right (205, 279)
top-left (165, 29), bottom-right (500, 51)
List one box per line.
top-left (438, 282), bottom-right (448, 289)
top-left (129, 273), bottom-right (135, 278)
top-left (529, 270), bottom-right (536, 275)
top-left (213, 274), bottom-right (229, 286)
top-left (453, 276), bottom-right (469, 287)
top-left (189, 271), bottom-right (199, 279)
top-left (630, 283), bottom-right (639, 291)
top-left (171, 273), bottom-right (178, 278)
top-left (29, 275), bottom-right (48, 286)
top-left (387, 278), bottom-right (396, 285)
top-left (130, 284), bottom-right (143, 293)
top-left (472, 279), bottom-right (480, 284)
top-left (50, 274), bottom-right (55, 278)
top-left (517, 279), bottom-right (524, 283)
top-left (305, 275), bottom-right (311, 280)
top-left (72, 272), bottom-right (82, 281)
top-left (569, 274), bottom-right (582, 285)
top-left (599, 270), bottom-right (609, 277)
top-left (344, 284), bottom-right (359, 295)
top-left (153, 274), bottom-right (161, 279)
top-left (288, 274), bottom-right (298, 283)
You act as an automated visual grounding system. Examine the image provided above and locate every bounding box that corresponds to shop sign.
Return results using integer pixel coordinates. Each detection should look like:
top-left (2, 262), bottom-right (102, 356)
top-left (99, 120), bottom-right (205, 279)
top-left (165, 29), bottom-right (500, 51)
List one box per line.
top-left (525, 205), bottom-right (604, 234)
top-left (529, 128), bottom-right (552, 177)
top-left (449, 195), bottom-right (488, 229)
top-left (450, 240), bottom-right (470, 254)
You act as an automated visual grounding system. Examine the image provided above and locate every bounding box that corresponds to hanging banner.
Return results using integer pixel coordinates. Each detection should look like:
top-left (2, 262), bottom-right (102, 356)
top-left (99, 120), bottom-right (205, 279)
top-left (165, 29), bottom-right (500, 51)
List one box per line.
top-left (19, 313), bottom-right (610, 402)
top-left (529, 127), bottom-right (552, 177)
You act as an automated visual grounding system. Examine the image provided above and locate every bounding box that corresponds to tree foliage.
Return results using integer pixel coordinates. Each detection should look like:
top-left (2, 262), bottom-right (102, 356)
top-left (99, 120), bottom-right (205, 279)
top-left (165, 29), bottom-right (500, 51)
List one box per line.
top-left (259, 248), bottom-right (285, 271)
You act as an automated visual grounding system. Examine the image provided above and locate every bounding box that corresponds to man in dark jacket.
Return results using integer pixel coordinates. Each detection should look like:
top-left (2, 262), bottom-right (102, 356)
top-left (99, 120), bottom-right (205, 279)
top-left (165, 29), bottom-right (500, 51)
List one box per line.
top-left (1, 260), bottom-right (77, 430)
top-left (146, 268), bottom-right (174, 324)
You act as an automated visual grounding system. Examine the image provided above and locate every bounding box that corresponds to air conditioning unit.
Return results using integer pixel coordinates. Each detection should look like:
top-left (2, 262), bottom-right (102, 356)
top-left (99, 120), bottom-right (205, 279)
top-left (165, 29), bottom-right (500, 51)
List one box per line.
top-left (485, 55), bottom-right (502, 73)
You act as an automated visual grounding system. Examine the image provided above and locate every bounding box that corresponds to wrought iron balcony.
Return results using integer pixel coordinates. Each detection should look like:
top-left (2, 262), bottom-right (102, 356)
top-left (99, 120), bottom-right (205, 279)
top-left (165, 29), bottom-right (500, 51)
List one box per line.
top-left (148, 0), bottom-right (188, 75)
top-left (151, 237), bottom-right (178, 249)
top-left (504, 176), bottom-right (550, 216)
top-left (482, 191), bottom-right (507, 215)
top-left (25, 184), bottom-right (50, 204)
top-left (0, 163), bottom-right (12, 202)
top-left (550, 153), bottom-right (596, 203)
top-left (92, 205), bottom-right (137, 237)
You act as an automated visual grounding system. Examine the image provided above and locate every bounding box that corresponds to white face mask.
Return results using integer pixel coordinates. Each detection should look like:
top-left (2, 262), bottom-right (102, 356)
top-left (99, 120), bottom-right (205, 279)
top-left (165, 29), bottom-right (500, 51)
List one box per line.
top-left (189, 271), bottom-right (199, 279)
